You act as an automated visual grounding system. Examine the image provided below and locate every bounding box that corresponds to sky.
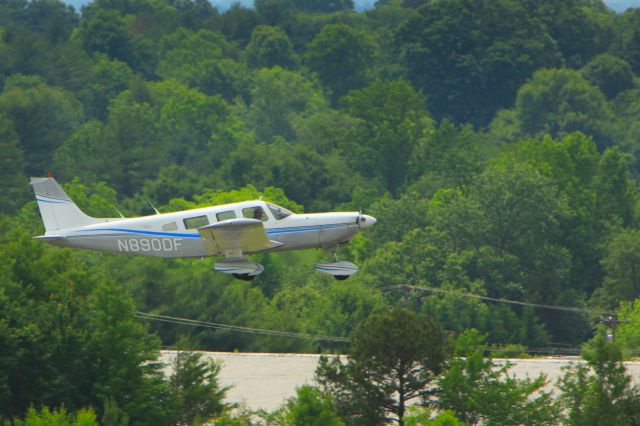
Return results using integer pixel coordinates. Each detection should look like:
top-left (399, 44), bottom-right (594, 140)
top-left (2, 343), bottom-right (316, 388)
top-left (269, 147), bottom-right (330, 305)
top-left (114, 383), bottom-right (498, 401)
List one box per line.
top-left (63, 0), bottom-right (640, 15)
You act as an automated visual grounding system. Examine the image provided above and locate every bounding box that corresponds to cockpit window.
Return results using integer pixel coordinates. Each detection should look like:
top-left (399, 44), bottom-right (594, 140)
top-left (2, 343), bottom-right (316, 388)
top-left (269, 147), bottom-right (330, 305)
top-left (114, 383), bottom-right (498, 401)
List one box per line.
top-left (267, 203), bottom-right (292, 220)
top-left (243, 206), bottom-right (268, 222)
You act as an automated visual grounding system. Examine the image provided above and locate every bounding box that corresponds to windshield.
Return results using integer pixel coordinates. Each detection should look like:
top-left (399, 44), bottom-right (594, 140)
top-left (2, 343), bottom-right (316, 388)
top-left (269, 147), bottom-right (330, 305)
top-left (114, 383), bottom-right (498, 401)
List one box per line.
top-left (267, 203), bottom-right (293, 220)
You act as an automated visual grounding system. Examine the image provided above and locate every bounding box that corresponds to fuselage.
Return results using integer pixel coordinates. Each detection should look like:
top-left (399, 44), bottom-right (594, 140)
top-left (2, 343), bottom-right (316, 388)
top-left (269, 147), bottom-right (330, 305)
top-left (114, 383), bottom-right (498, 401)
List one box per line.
top-left (42, 200), bottom-right (374, 258)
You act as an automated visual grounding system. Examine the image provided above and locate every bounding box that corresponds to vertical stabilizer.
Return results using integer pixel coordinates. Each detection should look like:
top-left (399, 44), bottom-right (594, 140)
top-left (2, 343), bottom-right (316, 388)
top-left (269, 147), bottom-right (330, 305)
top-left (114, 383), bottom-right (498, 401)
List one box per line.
top-left (30, 177), bottom-right (101, 232)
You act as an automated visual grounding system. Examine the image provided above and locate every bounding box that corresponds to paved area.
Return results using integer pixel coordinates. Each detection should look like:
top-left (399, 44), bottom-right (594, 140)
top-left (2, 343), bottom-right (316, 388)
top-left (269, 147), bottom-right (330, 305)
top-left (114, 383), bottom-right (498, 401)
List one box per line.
top-left (159, 351), bottom-right (640, 411)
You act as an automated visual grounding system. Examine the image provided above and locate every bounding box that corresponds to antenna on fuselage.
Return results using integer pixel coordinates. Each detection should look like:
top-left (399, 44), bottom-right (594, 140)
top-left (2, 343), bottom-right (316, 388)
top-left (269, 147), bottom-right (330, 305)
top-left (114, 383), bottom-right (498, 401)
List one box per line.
top-left (112, 206), bottom-right (125, 218)
top-left (147, 199), bottom-right (160, 215)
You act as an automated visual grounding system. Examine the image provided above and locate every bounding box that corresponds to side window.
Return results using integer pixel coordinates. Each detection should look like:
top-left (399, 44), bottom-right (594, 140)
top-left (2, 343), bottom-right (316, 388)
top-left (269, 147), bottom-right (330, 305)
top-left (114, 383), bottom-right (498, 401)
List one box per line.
top-left (162, 222), bottom-right (177, 231)
top-left (216, 210), bottom-right (236, 222)
top-left (183, 215), bottom-right (209, 229)
top-left (242, 206), bottom-right (268, 222)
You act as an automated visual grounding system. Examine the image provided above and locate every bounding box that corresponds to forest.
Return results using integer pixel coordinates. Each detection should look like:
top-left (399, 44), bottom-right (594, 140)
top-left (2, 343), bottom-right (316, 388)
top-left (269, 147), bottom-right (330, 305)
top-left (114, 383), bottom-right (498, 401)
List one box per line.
top-left (4, 0), bottom-right (640, 423)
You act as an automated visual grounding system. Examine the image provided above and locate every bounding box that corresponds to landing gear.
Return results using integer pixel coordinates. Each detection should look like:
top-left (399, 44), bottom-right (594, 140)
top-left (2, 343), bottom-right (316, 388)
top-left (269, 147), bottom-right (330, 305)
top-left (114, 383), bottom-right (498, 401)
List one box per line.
top-left (315, 248), bottom-right (359, 280)
top-left (232, 273), bottom-right (256, 281)
top-left (215, 259), bottom-right (264, 281)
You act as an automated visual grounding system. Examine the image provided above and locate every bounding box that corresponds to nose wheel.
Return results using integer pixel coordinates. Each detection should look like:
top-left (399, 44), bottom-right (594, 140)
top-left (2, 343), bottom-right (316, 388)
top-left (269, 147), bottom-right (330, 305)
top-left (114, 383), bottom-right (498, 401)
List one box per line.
top-left (315, 249), bottom-right (358, 280)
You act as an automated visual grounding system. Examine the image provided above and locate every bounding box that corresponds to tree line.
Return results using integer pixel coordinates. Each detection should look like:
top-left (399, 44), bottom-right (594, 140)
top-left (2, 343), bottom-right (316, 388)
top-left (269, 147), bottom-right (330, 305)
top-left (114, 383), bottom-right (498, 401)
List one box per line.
top-left (4, 0), bottom-right (640, 423)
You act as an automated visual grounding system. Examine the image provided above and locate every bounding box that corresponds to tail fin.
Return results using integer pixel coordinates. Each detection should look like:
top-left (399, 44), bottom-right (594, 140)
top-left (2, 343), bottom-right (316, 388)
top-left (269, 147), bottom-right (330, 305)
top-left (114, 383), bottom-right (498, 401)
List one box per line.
top-left (30, 177), bottom-right (103, 232)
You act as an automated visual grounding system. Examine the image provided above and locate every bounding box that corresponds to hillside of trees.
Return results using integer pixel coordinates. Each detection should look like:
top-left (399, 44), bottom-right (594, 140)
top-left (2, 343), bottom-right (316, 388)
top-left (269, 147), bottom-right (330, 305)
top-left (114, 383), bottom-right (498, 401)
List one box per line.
top-left (4, 0), bottom-right (640, 423)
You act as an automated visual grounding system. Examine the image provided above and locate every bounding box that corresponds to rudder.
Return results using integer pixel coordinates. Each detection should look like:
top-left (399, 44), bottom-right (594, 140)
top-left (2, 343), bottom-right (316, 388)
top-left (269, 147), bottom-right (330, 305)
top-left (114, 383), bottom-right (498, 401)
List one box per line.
top-left (30, 177), bottom-right (101, 232)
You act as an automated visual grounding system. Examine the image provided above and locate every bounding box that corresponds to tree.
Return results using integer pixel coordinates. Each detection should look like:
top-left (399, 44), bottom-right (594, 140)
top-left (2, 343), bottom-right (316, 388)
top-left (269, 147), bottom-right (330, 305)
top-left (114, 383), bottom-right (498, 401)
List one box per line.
top-left (155, 28), bottom-right (230, 82)
top-left (281, 385), bottom-right (345, 426)
top-left (75, 9), bottom-right (133, 64)
top-left (305, 24), bottom-right (376, 103)
top-left (244, 25), bottom-right (297, 69)
top-left (316, 307), bottom-right (445, 425)
top-left (608, 8), bottom-right (640, 74)
top-left (529, 0), bottom-right (614, 68)
top-left (438, 329), bottom-right (559, 425)
top-left (0, 114), bottom-right (28, 214)
top-left (247, 66), bottom-right (327, 142)
top-left (495, 68), bottom-right (614, 150)
top-left (592, 229), bottom-right (640, 309)
top-left (581, 54), bottom-right (635, 99)
top-left (169, 347), bottom-right (228, 425)
top-left (0, 74), bottom-right (84, 175)
top-left (80, 57), bottom-right (133, 121)
top-left (397, 0), bottom-right (561, 125)
top-left (558, 325), bottom-right (640, 425)
top-left (595, 147), bottom-right (636, 226)
top-left (55, 90), bottom-right (166, 196)
top-left (340, 79), bottom-right (432, 196)
top-left (616, 298), bottom-right (640, 357)
top-left (185, 58), bottom-right (251, 102)
top-left (10, 406), bottom-right (98, 426)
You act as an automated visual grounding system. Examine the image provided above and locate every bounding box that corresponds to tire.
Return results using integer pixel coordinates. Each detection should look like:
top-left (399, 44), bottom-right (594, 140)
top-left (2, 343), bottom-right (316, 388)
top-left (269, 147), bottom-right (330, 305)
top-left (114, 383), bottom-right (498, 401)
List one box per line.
top-left (232, 273), bottom-right (255, 281)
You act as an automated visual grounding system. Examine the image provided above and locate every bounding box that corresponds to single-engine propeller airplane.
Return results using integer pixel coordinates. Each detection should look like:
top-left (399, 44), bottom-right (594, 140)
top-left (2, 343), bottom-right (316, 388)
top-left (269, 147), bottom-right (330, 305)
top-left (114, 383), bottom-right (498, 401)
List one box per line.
top-left (30, 176), bottom-right (376, 281)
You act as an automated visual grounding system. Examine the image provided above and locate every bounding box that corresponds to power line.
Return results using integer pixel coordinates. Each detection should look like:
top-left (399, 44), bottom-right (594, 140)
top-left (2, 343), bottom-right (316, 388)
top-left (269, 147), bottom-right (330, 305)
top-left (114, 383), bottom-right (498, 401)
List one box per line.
top-left (136, 311), bottom-right (612, 357)
top-left (135, 311), bottom-right (351, 343)
top-left (383, 284), bottom-right (617, 317)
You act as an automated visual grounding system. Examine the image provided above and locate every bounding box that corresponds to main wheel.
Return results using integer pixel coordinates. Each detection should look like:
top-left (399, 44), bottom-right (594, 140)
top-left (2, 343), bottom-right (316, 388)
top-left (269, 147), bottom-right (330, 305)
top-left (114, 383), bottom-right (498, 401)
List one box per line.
top-left (232, 273), bottom-right (256, 281)
top-left (334, 275), bottom-right (350, 281)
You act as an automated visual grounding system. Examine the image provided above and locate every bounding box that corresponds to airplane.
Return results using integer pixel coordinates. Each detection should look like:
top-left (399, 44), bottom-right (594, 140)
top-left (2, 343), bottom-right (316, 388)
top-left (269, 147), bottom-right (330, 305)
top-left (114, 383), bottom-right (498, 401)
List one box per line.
top-left (30, 176), bottom-right (376, 281)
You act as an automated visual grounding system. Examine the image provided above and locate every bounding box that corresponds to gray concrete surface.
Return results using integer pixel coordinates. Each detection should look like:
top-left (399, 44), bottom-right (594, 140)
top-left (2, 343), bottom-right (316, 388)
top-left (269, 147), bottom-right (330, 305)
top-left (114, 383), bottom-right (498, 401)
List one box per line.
top-left (159, 351), bottom-right (640, 412)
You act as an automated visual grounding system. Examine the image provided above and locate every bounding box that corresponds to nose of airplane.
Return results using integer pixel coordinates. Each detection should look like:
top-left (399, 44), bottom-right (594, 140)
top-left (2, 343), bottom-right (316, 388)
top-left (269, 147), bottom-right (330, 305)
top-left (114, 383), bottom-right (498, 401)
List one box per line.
top-left (358, 214), bottom-right (377, 229)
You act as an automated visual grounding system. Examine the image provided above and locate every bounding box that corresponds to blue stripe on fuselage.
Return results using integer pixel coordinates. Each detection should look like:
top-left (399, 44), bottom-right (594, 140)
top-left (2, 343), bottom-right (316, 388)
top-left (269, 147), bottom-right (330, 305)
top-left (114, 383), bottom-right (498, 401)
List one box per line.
top-left (74, 222), bottom-right (354, 239)
top-left (76, 228), bottom-right (201, 238)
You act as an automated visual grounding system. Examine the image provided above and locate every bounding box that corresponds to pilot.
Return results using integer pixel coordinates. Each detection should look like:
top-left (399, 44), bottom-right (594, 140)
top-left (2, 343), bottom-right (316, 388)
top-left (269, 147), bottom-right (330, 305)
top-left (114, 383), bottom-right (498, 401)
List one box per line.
top-left (253, 208), bottom-right (266, 221)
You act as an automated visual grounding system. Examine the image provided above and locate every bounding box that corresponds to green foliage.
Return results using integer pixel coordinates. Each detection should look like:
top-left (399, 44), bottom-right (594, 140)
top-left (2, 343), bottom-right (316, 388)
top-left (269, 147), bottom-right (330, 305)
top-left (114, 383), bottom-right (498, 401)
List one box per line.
top-left (0, 75), bottom-right (84, 175)
top-left (340, 79), bottom-right (432, 195)
top-left (397, 0), bottom-right (561, 125)
top-left (169, 347), bottom-right (228, 424)
top-left (404, 407), bottom-right (465, 426)
top-left (244, 25), bottom-right (297, 70)
top-left (10, 406), bottom-right (98, 426)
top-left (279, 385), bottom-right (345, 426)
top-left (164, 184), bottom-right (303, 213)
top-left (438, 329), bottom-right (559, 425)
top-left (316, 307), bottom-right (445, 425)
top-left (5, 0), bottom-right (640, 422)
top-left (156, 28), bottom-right (230, 82)
top-left (75, 9), bottom-right (133, 64)
top-left (616, 298), bottom-right (640, 356)
top-left (530, 0), bottom-right (614, 68)
top-left (581, 53), bottom-right (635, 99)
top-left (592, 229), bottom-right (640, 309)
top-left (305, 23), bottom-right (376, 102)
top-left (247, 66), bottom-right (326, 142)
top-left (494, 68), bottom-right (614, 150)
top-left (558, 325), bottom-right (640, 425)
top-left (0, 114), bottom-right (28, 214)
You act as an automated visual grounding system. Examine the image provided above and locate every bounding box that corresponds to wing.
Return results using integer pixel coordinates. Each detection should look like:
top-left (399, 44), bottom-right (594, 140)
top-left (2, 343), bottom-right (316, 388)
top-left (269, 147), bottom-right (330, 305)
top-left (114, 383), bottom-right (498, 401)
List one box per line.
top-left (198, 218), bottom-right (283, 257)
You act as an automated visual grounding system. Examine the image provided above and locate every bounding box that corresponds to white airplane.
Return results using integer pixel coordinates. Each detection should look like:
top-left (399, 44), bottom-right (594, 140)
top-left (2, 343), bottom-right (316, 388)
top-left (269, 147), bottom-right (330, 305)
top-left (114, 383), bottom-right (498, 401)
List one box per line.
top-left (30, 176), bottom-right (376, 281)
